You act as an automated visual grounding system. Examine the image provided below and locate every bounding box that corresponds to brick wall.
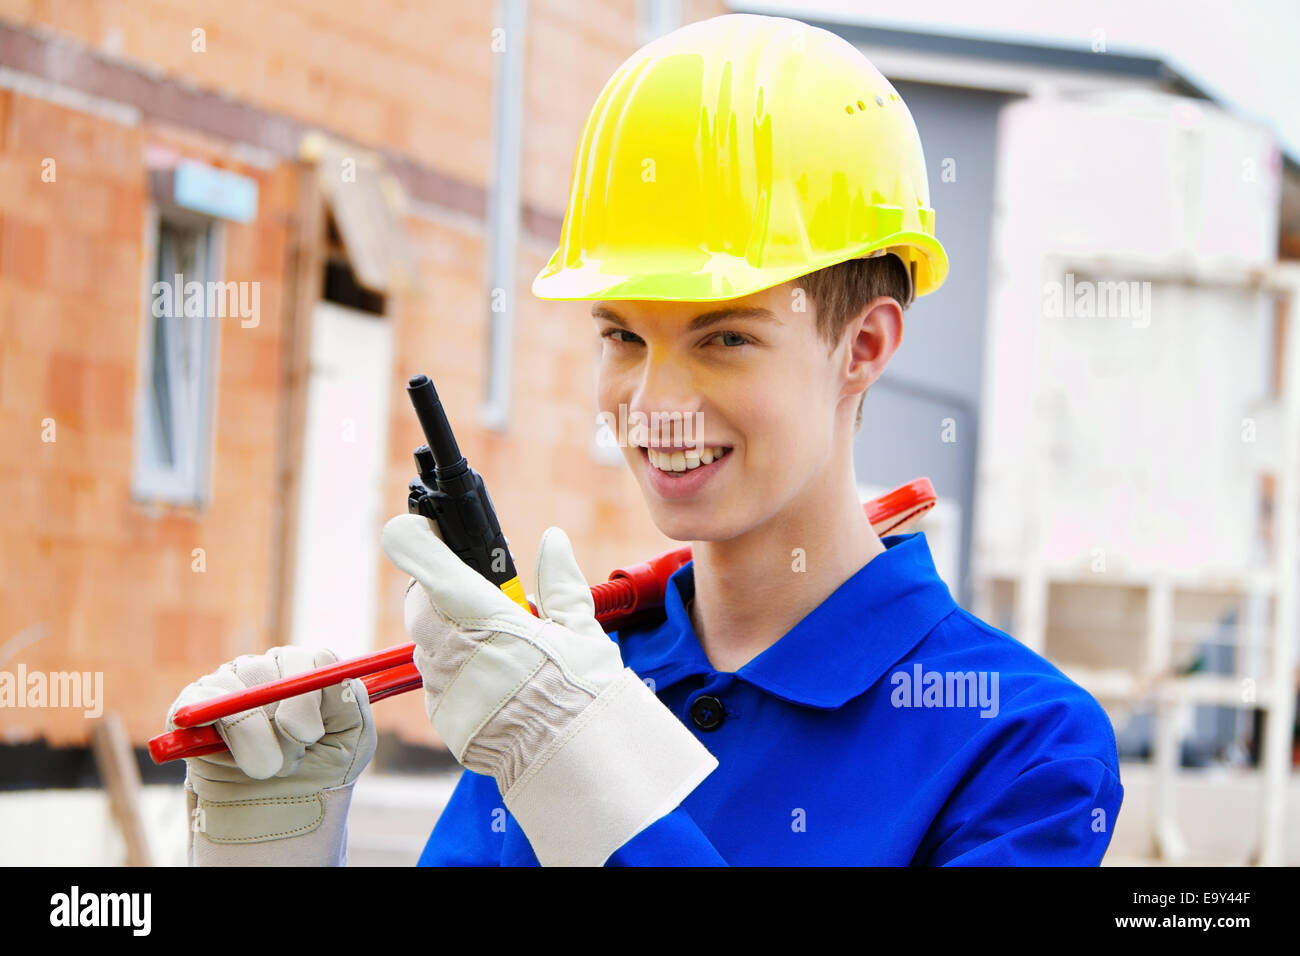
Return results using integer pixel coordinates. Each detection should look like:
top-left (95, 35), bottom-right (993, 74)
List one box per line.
top-left (0, 90), bottom-right (296, 746)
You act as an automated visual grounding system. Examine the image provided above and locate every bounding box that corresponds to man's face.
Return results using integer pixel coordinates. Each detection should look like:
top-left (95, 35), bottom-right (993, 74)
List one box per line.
top-left (592, 280), bottom-right (858, 542)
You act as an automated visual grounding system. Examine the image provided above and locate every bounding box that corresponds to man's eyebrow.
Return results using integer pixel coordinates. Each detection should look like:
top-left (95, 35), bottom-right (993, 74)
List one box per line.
top-left (591, 305), bottom-right (781, 331)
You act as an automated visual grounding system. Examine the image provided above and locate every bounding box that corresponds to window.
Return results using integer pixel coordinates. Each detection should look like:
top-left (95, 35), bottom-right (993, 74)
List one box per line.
top-left (132, 212), bottom-right (222, 506)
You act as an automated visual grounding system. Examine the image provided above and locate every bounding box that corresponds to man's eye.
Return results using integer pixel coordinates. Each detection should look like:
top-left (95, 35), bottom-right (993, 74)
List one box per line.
top-left (600, 328), bottom-right (642, 345)
top-left (709, 331), bottom-right (751, 347)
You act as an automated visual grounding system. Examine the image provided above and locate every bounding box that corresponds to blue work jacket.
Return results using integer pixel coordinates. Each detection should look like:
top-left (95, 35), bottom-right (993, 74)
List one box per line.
top-left (417, 531), bottom-right (1124, 865)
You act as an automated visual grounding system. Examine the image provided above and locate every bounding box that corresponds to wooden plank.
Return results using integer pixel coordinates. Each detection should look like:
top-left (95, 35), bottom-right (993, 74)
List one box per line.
top-left (91, 713), bottom-right (153, 867)
top-left (269, 160), bottom-right (325, 646)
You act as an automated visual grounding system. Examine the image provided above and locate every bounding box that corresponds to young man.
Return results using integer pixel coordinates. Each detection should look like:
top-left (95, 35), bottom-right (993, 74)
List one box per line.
top-left (170, 13), bottom-right (1122, 866)
top-left (388, 13), bottom-right (1123, 865)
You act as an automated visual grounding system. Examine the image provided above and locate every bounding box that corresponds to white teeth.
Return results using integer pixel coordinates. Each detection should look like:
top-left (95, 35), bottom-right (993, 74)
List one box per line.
top-left (647, 446), bottom-right (730, 472)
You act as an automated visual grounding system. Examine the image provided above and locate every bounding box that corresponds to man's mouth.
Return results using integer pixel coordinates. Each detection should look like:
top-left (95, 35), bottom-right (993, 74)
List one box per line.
top-left (642, 445), bottom-right (733, 474)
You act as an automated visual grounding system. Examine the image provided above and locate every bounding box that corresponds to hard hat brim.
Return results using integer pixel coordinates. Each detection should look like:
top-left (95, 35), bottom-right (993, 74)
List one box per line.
top-left (531, 231), bottom-right (948, 303)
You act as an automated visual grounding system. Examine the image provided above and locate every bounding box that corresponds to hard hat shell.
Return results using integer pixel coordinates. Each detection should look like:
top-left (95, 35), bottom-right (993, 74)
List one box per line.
top-left (531, 13), bottom-right (949, 304)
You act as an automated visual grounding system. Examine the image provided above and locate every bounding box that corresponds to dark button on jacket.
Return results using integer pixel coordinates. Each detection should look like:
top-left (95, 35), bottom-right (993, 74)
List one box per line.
top-left (689, 694), bottom-right (725, 730)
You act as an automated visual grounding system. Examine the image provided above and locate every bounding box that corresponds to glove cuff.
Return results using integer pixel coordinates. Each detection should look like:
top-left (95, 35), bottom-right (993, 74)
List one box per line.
top-left (186, 779), bottom-right (355, 866)
top-left (502, 668), bottom-right (718, 866)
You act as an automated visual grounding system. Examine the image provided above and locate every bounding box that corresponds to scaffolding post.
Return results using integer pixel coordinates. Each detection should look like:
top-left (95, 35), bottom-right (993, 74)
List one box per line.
top-left (1258, 264), bottom-right (1300, 866)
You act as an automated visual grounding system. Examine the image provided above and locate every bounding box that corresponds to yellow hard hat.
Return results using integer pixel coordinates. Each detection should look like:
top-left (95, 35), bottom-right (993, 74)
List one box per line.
top-left (531, 13), bottom-right (949, 304)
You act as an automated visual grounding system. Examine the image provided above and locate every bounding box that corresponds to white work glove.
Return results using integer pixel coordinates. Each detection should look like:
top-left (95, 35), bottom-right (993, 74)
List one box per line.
top-left (381, 513), bottom-right (718, 866)
top-left (165, 646), bottom-right (376, 866)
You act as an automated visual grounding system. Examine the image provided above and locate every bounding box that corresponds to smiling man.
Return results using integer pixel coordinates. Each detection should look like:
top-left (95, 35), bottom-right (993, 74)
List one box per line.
top-left (391, 14), bottom-right (1123, 866)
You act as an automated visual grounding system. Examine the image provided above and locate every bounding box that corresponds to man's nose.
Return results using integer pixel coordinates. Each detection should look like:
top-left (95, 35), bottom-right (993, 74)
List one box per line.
top-left (629, 352), bottom-right (699, 414)
top-left (628, 355), bottom-right (704, 443)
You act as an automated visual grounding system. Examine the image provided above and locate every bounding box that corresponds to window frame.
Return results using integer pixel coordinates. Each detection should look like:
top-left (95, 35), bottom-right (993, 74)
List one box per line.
top-left (130, 202), bottom-right (225, 508)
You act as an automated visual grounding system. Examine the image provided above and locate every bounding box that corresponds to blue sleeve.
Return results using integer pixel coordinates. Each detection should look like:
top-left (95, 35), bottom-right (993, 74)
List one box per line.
top-left (418, 769), bottom-right (505, 866)
top-left (924, 687), bottom-right (1125, 866)
top-left (931, 756), bottom-right (1123, 865)
top-left (418, 768), bottom-right (727, 866)
top-left (605, 807), bottom-right (728, 866)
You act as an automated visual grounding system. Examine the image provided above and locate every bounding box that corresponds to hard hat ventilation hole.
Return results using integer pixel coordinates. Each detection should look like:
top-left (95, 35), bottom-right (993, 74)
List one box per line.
top-left (857, 99), bottom-right (866, 111)
top-left (875, 95), bottom-right (884, 106)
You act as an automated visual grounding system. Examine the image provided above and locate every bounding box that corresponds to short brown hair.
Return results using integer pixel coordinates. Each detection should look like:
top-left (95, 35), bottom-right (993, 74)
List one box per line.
top-left (795, 254), bottom-right (913, 430)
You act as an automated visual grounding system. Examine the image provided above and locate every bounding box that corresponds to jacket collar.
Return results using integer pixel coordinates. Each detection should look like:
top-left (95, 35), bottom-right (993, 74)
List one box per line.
top-left (617, 532), bottom-right (960, 709)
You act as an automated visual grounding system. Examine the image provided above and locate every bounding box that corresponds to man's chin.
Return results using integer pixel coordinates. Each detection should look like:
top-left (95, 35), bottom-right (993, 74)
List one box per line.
top-left (644, 503), bottom-right (735, 545)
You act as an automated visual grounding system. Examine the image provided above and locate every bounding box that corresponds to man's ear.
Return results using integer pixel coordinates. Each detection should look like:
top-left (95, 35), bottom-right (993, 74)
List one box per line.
top-left (842, 296), bottom-right (902, 402)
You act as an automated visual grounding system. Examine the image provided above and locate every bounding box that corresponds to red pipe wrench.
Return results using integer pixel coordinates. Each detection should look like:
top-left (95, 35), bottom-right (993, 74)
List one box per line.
top-left (150, 478), bottom-right (935, 764)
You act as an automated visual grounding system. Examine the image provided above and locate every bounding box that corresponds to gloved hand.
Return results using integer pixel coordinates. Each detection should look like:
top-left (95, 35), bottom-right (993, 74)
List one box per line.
top-left (381, 513), bottom-right (718, 866)
top-left (166, 646), bottom-right (376, 866)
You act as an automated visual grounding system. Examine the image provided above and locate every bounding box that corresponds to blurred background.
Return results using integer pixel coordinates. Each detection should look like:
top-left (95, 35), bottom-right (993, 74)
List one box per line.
top-left (0, 0), bottom-right (1297, 866)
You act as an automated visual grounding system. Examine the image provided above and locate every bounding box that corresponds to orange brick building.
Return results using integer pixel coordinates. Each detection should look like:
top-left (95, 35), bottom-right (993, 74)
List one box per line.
top-left (0, 0), bottom-right (727, 771)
